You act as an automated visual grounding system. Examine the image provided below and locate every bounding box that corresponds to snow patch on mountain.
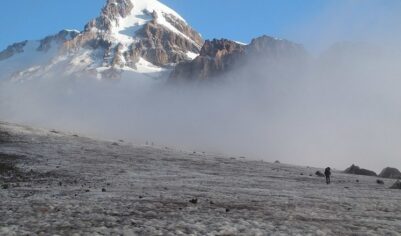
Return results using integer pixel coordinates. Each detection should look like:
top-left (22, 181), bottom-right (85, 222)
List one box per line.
top-left (105, 0), bottom-right (186, 45)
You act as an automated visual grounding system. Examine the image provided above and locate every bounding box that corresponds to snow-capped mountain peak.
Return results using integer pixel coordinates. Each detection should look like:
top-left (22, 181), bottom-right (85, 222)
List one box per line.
top-left (0, 0), bottom-right (203, 80)
top-left (87, 0), bottom-right (190, 42)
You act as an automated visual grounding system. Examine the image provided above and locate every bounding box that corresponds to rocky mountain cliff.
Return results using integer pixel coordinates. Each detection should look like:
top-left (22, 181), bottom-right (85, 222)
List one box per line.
top-left (169, 35), bottom-right (307, 81)
top-left (0, 0), bottom-right (203, 80)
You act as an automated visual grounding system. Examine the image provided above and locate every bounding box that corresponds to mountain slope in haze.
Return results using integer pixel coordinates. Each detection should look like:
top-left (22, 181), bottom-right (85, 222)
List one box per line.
top-left (0, 0), bottom-right (203, 80)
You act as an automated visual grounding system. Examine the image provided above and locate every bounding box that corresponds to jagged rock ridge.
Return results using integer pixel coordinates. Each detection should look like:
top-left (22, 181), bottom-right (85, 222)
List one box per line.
top-left (0, 41), bottom-right (28, 61)
top-left (169, 35), bottom-right (307, 81)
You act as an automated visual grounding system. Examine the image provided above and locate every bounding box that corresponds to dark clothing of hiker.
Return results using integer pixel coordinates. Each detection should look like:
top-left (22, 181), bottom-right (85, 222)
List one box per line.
top-left (324, 167), bottom-right (331, 184)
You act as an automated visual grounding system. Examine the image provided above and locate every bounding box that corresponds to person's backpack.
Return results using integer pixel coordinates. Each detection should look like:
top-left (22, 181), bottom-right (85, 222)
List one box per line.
top-left (325, 167), bottom-right (331, 176)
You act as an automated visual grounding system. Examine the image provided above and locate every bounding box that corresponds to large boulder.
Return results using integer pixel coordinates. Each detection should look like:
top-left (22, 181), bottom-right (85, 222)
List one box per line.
top-left (379, 167), bottom-right (401, 179)
top-left (390, 180), bottom-right (401, 189)
top-left (344, 164), bottom-right (377, 176)
top-left (315, 171), bottom-right (325, 177)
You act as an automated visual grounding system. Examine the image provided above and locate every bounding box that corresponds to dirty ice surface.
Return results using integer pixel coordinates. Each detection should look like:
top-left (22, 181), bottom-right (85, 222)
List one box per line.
top-left (0, 121), bottom-right (401, 235)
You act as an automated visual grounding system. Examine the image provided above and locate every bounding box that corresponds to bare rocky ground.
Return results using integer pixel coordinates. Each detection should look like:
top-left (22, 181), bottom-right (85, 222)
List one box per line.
top-left (1, 121), bottom-right (401, 236)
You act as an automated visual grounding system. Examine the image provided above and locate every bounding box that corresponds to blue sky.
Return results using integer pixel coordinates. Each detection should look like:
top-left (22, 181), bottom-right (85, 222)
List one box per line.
top-left (1, 0), bottom-right (400, 52)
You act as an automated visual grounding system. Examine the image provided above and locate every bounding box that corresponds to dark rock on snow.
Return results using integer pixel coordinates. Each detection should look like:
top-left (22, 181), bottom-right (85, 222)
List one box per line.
top-left (379, 167), bottom-right (401, 179)
top-left (315, 171), bottom-right (325, 177)
top-left (344, 164), bottom-right (377, 176)
top-left (390, 181), bottom-right (401, 189)
top-left (189, 198), bottom-right (198, 204)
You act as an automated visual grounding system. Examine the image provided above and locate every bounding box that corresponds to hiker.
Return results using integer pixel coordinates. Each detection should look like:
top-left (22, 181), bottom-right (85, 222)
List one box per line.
top-left (324, 167), bottom-right (331, 184)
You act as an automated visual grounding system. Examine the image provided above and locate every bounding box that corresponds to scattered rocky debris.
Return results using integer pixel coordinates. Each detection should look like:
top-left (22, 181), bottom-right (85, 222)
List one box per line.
top-left (390, 181), bottom-right (401, 189)
top-left (315, 171), bottom-right (325, 177)
top-left (102, 188), bottom-right (107, 192)
top-left (0, 153), bottom-right (24, 183)
top-left (189, 198), bottom-right (198, 204)
top-left (379, 167), bottom-right (401, 179)
top-left (0, 130), bottom-right (11, 143)
top-left (344, 164), bottom-right (377, 176)
top-left (376, 179), bottom-right (384, 185)
top-left (0, 162), bottom-right (17, 175)
top-left (0, 153), bottom-right (64, 189)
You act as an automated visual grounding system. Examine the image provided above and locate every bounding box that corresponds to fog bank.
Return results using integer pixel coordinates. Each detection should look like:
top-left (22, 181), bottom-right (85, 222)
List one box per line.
top-left (1, 41), bottom-right (401, 173)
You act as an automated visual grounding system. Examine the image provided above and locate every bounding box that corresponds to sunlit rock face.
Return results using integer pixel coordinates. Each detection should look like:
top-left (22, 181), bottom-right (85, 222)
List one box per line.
top-left (169, 35), bottom-right (307, 81)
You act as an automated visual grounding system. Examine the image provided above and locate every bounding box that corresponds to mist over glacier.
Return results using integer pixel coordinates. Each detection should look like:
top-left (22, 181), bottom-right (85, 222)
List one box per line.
top-left (2, 0), bottom-right (401, 173)
top-left (1, 41), bottom-right (401, 173)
